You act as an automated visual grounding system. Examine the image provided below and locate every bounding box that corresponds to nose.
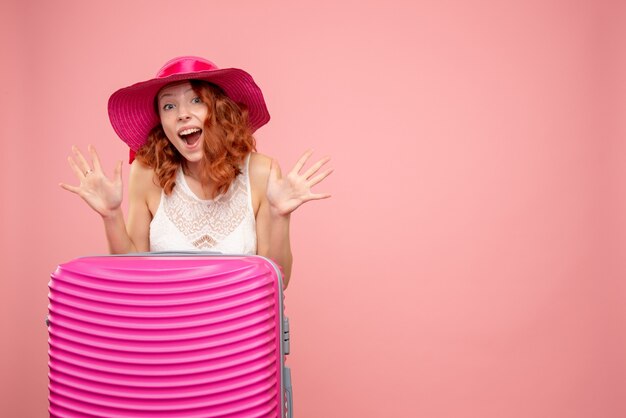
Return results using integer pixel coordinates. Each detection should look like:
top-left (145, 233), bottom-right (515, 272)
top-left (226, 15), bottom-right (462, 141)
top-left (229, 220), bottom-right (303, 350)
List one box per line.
top-left (177, 104), bottom-right (191, 121)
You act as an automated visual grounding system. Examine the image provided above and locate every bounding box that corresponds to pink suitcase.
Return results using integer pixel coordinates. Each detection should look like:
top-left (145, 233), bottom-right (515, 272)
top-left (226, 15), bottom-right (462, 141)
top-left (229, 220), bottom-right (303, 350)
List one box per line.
top-left (47, 253), bottom-right (293, 418)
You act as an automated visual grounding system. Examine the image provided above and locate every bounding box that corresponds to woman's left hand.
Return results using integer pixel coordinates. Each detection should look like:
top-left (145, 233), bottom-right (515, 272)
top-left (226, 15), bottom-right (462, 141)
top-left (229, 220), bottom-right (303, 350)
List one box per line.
top-left (266, 150), bottom-right (333, 216)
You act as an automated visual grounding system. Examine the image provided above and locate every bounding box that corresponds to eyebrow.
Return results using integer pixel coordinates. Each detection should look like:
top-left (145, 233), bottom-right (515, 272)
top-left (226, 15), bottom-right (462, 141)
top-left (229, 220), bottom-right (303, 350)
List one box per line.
top-left (158, 88), bottom-right (195, 101)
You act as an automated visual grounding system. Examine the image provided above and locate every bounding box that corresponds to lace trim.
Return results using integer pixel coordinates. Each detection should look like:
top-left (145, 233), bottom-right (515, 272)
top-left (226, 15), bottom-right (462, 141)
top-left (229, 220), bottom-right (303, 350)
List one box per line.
top-left (162, 163), bottom-right (250, 250)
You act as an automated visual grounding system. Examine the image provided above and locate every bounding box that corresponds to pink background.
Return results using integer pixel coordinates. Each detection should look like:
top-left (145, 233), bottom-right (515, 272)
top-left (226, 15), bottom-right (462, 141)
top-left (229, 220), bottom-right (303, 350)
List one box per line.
top-left (1, 0), bottom-right (625, 417)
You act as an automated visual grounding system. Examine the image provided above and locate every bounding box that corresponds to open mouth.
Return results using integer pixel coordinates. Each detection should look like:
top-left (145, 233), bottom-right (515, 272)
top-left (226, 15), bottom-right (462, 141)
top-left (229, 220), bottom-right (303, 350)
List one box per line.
top-left (178, 128), bottom-right (203, 146)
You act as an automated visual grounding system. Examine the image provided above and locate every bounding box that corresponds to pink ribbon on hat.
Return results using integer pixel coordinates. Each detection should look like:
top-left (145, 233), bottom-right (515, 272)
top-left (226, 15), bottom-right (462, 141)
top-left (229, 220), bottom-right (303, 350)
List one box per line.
top-left (157, 57), bottom-right (218, 78)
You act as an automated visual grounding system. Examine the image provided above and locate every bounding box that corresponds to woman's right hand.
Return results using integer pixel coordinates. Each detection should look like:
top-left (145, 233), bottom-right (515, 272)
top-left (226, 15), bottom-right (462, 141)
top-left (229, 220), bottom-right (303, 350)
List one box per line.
top-left (60, 145), bottom-right (124, 218)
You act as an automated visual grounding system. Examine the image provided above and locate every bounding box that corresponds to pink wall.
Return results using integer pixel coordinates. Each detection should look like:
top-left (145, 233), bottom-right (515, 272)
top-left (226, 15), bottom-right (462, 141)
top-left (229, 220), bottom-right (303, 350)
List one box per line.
top-left (1, 0), bottom-right (625, 416)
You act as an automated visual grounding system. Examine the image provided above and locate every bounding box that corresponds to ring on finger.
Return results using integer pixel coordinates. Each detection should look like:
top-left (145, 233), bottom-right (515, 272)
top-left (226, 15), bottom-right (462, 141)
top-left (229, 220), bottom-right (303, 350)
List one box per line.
top-left (84, 169), bottom-right (93, 176)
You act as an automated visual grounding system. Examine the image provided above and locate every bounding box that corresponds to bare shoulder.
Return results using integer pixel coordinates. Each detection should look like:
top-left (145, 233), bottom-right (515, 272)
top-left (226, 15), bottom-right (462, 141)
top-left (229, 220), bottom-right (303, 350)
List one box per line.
top-left (128, 160), bottom-right (159, 194)
top-left (128, 160), bottom-right (162, 215)
top-left (248, 153), bottom-right (274, 212)
top-left (248, 152), bottom-right (273, 187)
top-left (129, 159), bottom-right (153, 177)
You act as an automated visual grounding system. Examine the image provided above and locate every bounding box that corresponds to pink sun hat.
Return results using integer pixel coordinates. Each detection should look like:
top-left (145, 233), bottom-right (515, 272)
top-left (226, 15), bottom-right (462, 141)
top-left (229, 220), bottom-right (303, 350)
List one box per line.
top-left (108, 56), bottom-right (270, 153)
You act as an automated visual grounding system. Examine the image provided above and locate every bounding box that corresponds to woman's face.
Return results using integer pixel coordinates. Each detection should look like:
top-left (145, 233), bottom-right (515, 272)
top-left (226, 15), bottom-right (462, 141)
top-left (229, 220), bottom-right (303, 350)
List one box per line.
top-left (157, 81), bottom-right (208, 163)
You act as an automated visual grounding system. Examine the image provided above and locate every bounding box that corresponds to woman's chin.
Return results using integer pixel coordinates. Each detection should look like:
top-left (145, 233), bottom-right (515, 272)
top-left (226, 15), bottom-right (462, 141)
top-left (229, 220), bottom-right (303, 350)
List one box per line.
top-left (181, 151), bottom-right (204, 163)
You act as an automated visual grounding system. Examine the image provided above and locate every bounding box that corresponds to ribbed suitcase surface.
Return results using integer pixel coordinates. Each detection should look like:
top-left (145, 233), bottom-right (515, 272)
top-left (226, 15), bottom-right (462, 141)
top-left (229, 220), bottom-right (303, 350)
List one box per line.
top-left (48, 254), bottom-right (292, 418)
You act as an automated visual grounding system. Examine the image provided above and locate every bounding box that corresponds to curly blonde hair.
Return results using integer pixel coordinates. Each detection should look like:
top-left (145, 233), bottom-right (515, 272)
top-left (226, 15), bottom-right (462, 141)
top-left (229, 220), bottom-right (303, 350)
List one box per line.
top-left (135, 80), bottom-right (257, 197)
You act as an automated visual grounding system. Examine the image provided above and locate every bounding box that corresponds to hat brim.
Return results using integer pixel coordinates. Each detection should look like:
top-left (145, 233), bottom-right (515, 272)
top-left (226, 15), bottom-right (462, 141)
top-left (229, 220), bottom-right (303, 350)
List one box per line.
top-left (108, 68), bottom-right (270, 152)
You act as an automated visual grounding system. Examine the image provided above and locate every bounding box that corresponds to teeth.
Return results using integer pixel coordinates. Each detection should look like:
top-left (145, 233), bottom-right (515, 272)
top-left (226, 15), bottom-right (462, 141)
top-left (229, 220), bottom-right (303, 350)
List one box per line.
top-left (179, 128), bottom-right (201, 136)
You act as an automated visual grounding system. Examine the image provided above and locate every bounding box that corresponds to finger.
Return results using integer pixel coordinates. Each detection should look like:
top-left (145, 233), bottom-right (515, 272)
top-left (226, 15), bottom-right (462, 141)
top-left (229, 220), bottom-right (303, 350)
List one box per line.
top-left (291, 149), bottom-right (314, 175)
top-left (304, 192), bottom-right (332, 201)
top-left (114, 160), bottom-right (123, 183)
top-left (59, 182), bottom-right (80, 194)
top-left (303, 156), bottom-right (331, 179)
top-left (307, 168), bottom-right (333, 187)
top-left (72, 145), bottom-right (91, 173)
top-left (68, 156), bottom-right (85, 179)
top-left (89, 144), bottom-right (103, 173)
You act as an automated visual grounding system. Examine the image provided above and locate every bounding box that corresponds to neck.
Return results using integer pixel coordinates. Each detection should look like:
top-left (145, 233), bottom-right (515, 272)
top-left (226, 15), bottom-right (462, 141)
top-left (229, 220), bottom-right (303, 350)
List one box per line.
top-left (183, 160), bottom-right (203, 181)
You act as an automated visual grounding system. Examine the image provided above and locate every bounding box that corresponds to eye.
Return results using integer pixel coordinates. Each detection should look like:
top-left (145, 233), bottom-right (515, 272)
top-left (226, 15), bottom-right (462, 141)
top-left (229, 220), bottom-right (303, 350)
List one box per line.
top-left (162, 103), bottom-right (174, 111)
top-left (191, 97), bottom-right (202, 104)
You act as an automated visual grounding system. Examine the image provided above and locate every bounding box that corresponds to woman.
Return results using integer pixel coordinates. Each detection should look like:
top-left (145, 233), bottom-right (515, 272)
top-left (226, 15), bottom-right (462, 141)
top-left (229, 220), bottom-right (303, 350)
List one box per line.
top-left (60, 56), bottom-right (332, 288)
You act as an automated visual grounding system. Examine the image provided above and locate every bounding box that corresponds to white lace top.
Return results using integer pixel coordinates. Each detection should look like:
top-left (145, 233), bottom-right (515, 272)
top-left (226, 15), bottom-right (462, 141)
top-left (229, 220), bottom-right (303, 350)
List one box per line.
top-left (149, 154), bottom-right (257, 254)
